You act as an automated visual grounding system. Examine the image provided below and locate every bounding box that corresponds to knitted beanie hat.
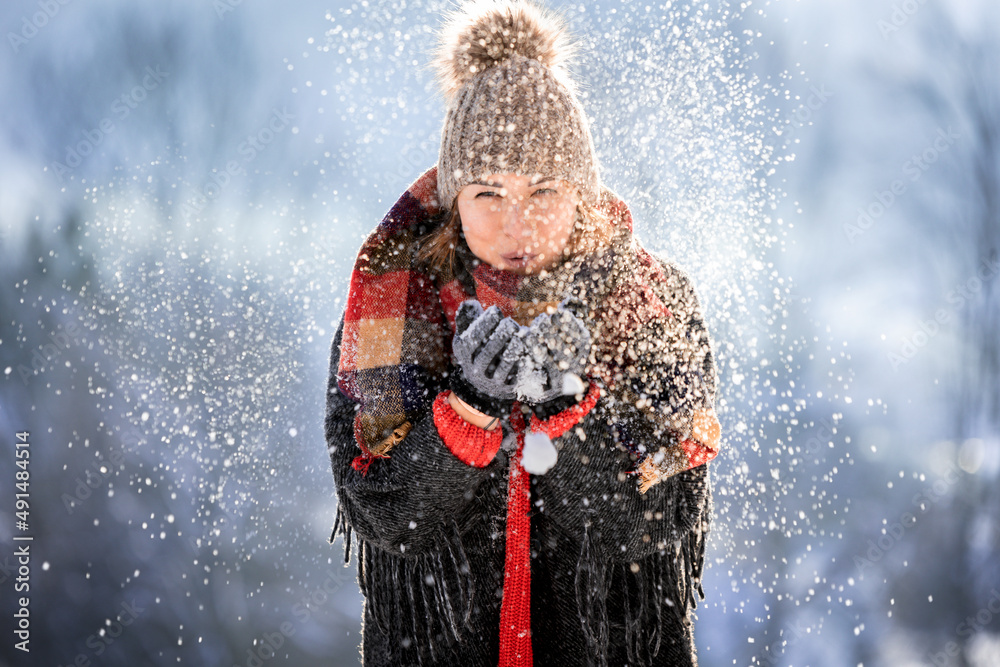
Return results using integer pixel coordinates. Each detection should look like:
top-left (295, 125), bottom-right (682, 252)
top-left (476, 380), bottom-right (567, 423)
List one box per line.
top-left (433, 0), bottom-right (602, 209)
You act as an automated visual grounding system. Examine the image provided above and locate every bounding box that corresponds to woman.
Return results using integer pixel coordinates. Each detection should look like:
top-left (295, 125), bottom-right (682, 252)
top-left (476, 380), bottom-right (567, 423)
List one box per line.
top-left (324, 1), bottom-right (722, 665)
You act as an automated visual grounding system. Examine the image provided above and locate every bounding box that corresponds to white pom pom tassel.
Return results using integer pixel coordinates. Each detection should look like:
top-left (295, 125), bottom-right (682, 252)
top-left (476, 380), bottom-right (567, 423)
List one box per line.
top-left (562, 372), bottom-right (586, 396)
top-left (522, 430), bottom-right (557, 475)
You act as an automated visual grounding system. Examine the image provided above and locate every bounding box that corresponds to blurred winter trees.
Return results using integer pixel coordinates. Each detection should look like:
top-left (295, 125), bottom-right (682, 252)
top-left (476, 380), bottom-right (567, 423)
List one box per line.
top-left (0, 1), bottom-right (997, 666)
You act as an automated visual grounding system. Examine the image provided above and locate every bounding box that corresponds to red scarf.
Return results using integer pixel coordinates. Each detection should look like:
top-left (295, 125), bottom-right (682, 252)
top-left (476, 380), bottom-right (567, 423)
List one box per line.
top-left (337, 167), bottom-right (720, 479)
top-left (500, 406), bottom-right (533, 666)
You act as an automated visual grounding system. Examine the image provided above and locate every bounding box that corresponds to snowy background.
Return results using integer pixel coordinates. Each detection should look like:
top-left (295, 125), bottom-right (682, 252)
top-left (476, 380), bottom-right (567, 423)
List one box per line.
top-left (1, 0), bottom-right (998, 665)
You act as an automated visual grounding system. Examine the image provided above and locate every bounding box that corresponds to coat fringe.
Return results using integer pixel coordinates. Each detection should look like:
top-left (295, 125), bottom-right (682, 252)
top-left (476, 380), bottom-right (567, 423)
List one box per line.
top-left (577, 464), bottom-right (711, 666)
top-left (575, 523), bottom-right (610, 665)
top-left (329, 504), bottom-right (353, 564)
top-left (331, 510), bottom-right (475, 660)
top-left (329, 462), bottom-right (711, 665)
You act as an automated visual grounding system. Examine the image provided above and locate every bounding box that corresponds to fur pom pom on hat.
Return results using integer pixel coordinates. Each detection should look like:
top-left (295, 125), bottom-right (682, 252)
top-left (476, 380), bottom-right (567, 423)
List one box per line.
top-left (434, 0), bottom-right (601, 209)
top-left (432, 0), bottom-right (576, 99)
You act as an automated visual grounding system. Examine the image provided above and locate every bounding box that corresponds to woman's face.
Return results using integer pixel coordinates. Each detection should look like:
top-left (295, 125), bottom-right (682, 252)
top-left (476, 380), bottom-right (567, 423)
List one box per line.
top-left (456, 173), bottom-right (580, 275)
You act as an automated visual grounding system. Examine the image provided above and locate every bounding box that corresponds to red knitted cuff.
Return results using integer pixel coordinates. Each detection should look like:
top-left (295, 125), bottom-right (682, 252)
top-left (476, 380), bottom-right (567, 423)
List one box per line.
top-left (680, 437), bottom-right (718, 468)
top-left (528, 382), bottom-right (601, 439)
top-left (433, 391), bottom-right (504, 468)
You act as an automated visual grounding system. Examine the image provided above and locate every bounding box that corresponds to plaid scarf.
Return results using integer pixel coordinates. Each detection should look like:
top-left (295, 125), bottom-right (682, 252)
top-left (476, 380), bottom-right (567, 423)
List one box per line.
top-left (337, 167), bottom-right (719, 487)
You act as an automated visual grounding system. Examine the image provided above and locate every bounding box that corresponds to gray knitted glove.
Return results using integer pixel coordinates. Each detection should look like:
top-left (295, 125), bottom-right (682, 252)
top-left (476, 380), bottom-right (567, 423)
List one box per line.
top-left (517, 302), bottom-right (591, 405)
top-left (451, 301), bottom-right (525, 416)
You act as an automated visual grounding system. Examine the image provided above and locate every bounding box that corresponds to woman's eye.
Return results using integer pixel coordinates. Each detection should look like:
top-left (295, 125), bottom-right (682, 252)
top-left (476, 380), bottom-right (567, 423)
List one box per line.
top-left (532, 188), bottom-right (557, 196)
top-left (475, 191), bottom-right (499, 198)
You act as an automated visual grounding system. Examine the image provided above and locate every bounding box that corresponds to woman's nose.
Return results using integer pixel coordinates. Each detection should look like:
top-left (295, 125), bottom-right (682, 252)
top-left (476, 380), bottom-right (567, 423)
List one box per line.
top-left (502, 198), bottom-right (534, 239)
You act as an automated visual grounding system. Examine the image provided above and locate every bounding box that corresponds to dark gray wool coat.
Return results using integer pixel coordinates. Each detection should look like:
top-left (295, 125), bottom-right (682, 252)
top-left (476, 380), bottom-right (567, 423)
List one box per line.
top-left (325, 316), bottom-right (713, 666)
